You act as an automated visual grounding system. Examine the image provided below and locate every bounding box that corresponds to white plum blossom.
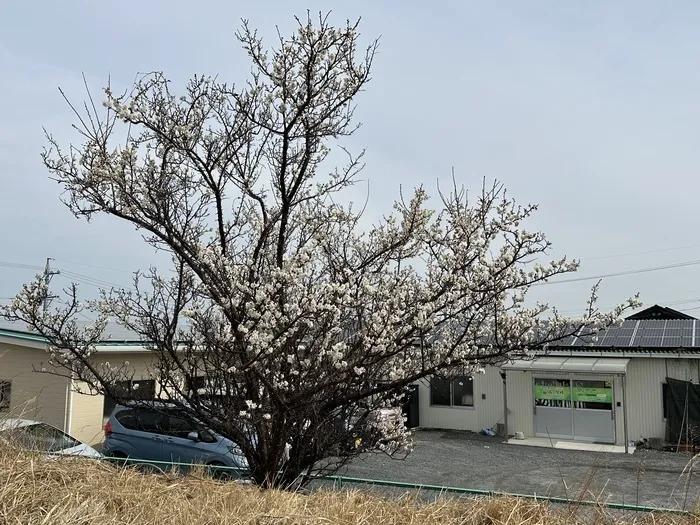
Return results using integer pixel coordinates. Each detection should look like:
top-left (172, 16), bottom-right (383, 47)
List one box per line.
top-left (0, 13), bottom-right (641, 490)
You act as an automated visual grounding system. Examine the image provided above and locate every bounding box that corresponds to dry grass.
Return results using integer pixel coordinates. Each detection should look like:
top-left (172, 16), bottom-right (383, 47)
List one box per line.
top-left (0, 446), bottom-right (697, 525)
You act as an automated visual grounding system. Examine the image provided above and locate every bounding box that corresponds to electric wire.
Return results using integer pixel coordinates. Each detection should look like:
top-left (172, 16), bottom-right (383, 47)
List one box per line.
top-left (3, 253), bottom-right (700, 292)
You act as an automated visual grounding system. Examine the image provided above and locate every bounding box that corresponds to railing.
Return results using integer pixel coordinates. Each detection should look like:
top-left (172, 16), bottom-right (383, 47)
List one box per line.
top-left (100, 456), bottom-right (691, 515)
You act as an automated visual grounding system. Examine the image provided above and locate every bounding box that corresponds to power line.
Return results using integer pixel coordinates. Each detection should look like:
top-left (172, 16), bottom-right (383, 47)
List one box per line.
top-left (59, 269), bottom-right (128, 290)
top-left (557, 298), bottom-right (700, 315)
top-left (584, 244), bottom-right (700, 261)
top-left (52, 258), bottom-right (136, 274)
top-left (7, 252), bottom-right (700, 294)
top-left (0, 261), bottom-right (44, 271)
top-left (56, 273), bottom-right (130, 292)
top-left (534, 259), bottom-right (700, 286)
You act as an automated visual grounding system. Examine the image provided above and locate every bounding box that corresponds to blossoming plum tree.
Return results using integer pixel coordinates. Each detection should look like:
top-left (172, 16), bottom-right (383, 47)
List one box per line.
top-left (2, 14), bottom-right (639, 488)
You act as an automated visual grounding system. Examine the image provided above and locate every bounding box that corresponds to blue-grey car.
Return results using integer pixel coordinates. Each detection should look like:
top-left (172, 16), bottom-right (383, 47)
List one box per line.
top-left (103, 403), bottom-right (248, 476)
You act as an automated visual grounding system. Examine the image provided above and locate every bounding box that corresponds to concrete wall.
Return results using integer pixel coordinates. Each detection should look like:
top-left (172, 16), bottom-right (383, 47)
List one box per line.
top-left (417, 367), bottom-right (503, 432)
top-left (0, 342), bottom-right (69, 431)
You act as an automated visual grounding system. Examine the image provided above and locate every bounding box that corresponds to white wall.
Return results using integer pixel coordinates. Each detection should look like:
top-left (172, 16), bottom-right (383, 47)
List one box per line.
top-left (417, 366), bottom-right (503, 432)
top-left (0, 342), bottom-right (69, 431)
top-left (624, 357), bottom-right (700, 442)
top-left (70, 381), bottom-right (106, 445)
top-left (505, 369), bottom-right (534, 438)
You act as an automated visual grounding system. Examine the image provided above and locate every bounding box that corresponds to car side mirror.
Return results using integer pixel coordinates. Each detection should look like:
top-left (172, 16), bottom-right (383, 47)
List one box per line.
top-left (186, 431), bottom-right (199, 441)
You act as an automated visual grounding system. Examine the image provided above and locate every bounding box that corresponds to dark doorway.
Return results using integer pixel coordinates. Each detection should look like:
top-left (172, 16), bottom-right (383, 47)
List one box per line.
top-left (402, 384), bottom-right (420, 429)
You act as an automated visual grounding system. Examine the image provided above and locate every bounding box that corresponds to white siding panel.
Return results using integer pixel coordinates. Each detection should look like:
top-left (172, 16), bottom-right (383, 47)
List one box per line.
top-left (477, 366), bottom-right (506, 430)
top-left (0, 343), bottom-right (69, 431)
top-left (70, 382), bottom-right (106, 445)
top-left (625, 358), bottom-right (667, 442)
top-left (506, 370), bottom-right (534, 437)
top-left (625, 358), bottom-right (700, 442)
top-left (418, 378), bottom-right (478, 431)
top-left (666, 358), bottom-right (699, 383)
top-left (417, 367), bottom-right (503, 432)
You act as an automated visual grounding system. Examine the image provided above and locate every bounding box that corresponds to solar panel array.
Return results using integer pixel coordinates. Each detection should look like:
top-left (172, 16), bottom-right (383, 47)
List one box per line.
top-left (556, 319), bottom-right (699, 348)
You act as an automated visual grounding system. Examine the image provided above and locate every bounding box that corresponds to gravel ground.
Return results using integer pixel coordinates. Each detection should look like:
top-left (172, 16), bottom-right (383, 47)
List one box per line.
top-left (327, 429), bottom-right (700, 511)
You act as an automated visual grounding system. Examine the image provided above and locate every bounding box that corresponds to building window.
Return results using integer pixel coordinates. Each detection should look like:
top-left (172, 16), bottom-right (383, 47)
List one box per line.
top-left (103, 380), bottom-right (156, 419)
top-left (190, 376), bottom-right (208, 393)
top-left (430, 375), bottom-right (473, 407)
top-left (0, 381), bottom-right (10, 413)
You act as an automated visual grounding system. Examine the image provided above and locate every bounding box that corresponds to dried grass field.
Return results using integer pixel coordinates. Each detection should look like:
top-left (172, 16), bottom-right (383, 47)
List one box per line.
top-left (2, 445), bottom-right (700, 525)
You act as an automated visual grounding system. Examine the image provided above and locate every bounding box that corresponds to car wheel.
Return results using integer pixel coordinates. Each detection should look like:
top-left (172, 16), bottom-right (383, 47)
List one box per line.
top-left (107, 451), bottom-right (129, 467)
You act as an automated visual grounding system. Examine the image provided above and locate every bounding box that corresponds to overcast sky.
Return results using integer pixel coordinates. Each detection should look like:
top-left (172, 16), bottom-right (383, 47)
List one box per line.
top-left (1, 1), bottom-right (700, 318)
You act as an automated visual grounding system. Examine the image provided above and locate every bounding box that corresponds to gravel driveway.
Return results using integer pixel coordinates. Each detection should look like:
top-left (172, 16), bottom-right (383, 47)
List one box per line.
top-left (330, 429), bottom-right (700, 511)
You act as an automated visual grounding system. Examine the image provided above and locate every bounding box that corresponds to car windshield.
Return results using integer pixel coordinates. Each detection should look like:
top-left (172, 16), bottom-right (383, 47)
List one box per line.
top-left (0, 423), bottom-right (81, 453)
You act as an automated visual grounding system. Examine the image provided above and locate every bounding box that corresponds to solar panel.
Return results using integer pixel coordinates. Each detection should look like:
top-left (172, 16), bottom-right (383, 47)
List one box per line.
top-left (547, 318), bottom-right (700, 349)
top-left (663, 335), bottom-right (682, 346)
top-left (605, 327), bottom-right (633, 346)
top-left (598, 330), bottom-right (616, 346)
top-left (639, 336), bottom-right (664, 347)
top-left (610, 335), bottom-right (633, 346)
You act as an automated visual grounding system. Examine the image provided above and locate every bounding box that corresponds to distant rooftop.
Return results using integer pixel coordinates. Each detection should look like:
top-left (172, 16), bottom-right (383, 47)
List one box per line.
top-left (1, 305), bottom-right (699, 351)
top-left (626, 304), bottom-right (696, 321)
top-left (0, 317), bottom-right (146, 343)
top-left (550, 305), bottom-right (700, 349)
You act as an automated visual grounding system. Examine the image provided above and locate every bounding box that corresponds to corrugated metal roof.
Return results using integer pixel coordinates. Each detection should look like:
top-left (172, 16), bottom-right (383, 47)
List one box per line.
top-left (502, 357), bottom-right (630, 374)
top-left (0, 318), bottom-right (147, 343)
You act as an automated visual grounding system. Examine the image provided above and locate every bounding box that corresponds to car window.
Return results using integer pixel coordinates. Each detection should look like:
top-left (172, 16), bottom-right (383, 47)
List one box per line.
top-left (136, 409), bottom-right (166, 433)
top-left (116, 408), bottom-right (165, 434)
top-left (166, 414), bottom-right (198, 438)
top-left (161, 410), bottom-right (216, 443)
top-left (5, 423), bottom-right (80, 453)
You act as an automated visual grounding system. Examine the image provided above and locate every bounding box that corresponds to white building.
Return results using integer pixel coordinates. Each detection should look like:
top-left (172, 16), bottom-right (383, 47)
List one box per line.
top-left (415, 305), bottom-right (700, 449)
top-left (1, 305), bottom-right (698, 450)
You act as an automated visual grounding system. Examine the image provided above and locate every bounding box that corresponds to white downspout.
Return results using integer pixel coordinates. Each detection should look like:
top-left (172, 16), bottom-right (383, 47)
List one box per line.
top-left (64, 377), bottom-right (74, 435)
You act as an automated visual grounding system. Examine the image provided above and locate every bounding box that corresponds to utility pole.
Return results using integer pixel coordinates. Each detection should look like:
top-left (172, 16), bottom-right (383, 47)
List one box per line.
top-left (42, 258), bottom-right (60, 315)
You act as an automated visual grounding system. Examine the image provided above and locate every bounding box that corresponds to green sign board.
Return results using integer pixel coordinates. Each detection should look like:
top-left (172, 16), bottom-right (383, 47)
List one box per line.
top-left (573, 387), bottom-right (612, 403)
top-left (534, 385), bottom-right (571, 401)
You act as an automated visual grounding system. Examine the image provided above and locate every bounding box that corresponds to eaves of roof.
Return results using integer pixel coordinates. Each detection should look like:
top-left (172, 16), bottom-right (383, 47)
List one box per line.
top-left (0, 328), bottom-right (151, 352)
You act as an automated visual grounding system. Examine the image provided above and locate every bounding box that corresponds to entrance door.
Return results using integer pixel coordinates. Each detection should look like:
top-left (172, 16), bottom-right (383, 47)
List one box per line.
top-left (534, 378), bottom-right (573, 439)
top-left (401, 384), bottom-right (420, 429)
top-left (572, 379), bottom-right (615, 443)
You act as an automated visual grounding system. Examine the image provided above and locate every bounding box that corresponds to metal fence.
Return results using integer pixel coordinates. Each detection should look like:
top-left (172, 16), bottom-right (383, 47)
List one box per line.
top-left (99, 456), bottom-right (691, 515)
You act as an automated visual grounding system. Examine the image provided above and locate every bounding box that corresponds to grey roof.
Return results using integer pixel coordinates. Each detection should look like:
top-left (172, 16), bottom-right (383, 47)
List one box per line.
top-left (0, 318), bottom-right (146, 343)
top-left (2, 313), bottom-right (699, 351)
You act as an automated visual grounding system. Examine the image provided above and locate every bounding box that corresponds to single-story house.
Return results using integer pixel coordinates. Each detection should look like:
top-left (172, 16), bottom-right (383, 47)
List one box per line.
top-left (0, 323), bottom-right (159, 445)
top-left (417, 304), bottom-right (700, 449)
top-left (1, 305), bottom-right (698, 449)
